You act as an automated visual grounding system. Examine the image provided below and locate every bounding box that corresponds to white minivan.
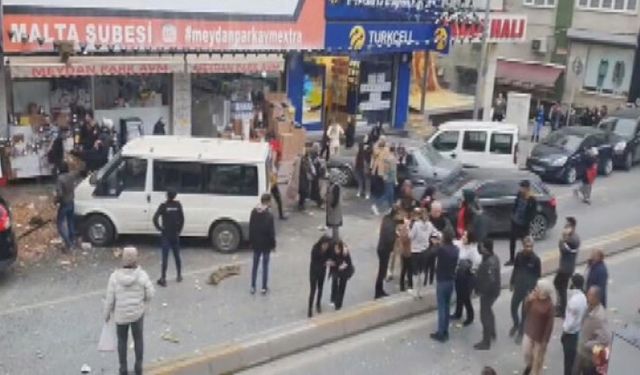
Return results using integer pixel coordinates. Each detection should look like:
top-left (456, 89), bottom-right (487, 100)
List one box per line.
top-left (74, 136), bottom-right (271, 253)
top-left (428, 121), bottom-right (519, 169)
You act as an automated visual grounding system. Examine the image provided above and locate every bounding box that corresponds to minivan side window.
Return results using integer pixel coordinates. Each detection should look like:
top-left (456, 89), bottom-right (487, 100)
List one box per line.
top-left (206, 164), bottom-right (258, 196)
top-left (462, 131), bottom-right (487, 152)
top-left (154, 161), bottom-right (203, 194)
top-left (432, 131), bottom-right (459, 151)
top-left (96, 157), bottom-right (147, 197)
top-left (489, 132), bottom-right (514, 154)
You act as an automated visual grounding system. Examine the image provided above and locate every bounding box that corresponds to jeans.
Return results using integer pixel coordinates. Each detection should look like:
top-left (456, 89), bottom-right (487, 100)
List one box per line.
top-left (308, 268), bottom-right (326, 316)
top-left (511, 288), bottom-right (529, 336)
top-left (375, 250), bottom-right (391, 297)
top-left (56, 202), bottom-right (75, 248)
top-left (480, 294), bottom-right (498, 343)
top-left (161, 235), bottom-right (182, 280)
top-left (509, 221), bottom-right (529, 262)
top-left (116, 316), bottom-right (144, 375)
top-left (554, 272), bottom-right (571, 316)
top-left (561, 332), bottom-right (579, 375)
top-left (251, 249), bottom-right (271, 290)
top-left (376, 182), bottom-right (395, 212)
top-left (436, 280), bottom-right (454, 336)
top-left (423, 250), bottom-right (436, 286)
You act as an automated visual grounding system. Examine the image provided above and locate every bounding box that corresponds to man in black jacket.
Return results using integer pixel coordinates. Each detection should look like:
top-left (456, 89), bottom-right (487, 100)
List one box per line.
top-left (509, 236), bottom-right (541, 343)
top-left (249, 193), bottom-right (276, 295)
top-left (375, 204), bottom-right (399, 299)
top-left (474, 239), bottom-right (501, 350)
top-left (505, 180), bottom-right (537, 266)
top-left (153, 189), bottom-right (185, 287)
top-left (554, 217), bottom-right (581, 317)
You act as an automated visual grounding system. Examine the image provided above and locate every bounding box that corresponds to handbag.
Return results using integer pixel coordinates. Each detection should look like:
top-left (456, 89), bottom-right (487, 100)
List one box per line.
top-left (98, 321), bottom-right (116, 352)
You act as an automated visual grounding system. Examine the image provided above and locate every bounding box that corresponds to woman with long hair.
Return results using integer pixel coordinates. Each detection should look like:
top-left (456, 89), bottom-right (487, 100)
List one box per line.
top-left (308, 236), bottom-right (333, 318)
top-left (330, 240), bottom-right (355, 310)
top-left (451, 230), bottom-right (482, 326)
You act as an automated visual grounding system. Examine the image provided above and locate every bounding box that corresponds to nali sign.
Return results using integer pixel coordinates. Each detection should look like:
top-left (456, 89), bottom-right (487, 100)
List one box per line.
top-left (451, 14), bottom-right (527, 43)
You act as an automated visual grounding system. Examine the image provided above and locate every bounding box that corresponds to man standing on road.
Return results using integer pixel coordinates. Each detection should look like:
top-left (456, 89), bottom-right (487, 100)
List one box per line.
top-left (561, 274), bottom-right (587, 375)
top-left (521, 280), bottom-right (555, 375)
top-left (55, 162), bottom-right (76, 253)
top-left (586, 250), bottom-right (609, 307)
top-left (506, 180), bottom-right (537, 266)
top-left (425, 201), bottom-right (453, 286)
top-left (474, 239), bottom-right (501, 350)
top-left (430, 227), bottom-right (459, 343)
top-left (554, 217), bottom-right (581, 317)
top-left (153, 189), bottom-right (185, 287)
top-left (249, 193), bottom-right (276, 295)
top-left (375, 204), bottom-right (398, 299)
top-left (575, 286), bottom-right (610, 374)
top-left (509, 236), bottom-right (541, 343)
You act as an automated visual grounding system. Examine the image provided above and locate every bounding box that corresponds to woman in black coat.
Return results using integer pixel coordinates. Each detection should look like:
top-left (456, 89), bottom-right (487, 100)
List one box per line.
top-left (308, 236), bottom-right (333, 318)
top-left (330, 240), bottom-right (354, 310)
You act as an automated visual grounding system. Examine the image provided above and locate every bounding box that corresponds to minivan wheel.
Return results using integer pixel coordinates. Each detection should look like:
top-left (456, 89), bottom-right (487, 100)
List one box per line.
top-left (84, 214), bottom-right (115, 247)
top-left (529, 214), bottom-right (548, 241)
top-left (210, 221), bottom-right (241, 253)
top-left (623, 153), bottom-right (633, 171)
top-left (564, 167), bottom-right (577, 185)
top-left (601, 158), bottom-right (613, 176)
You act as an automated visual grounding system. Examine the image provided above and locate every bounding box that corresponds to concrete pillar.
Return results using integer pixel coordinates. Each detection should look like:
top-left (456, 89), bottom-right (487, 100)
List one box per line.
top-left (172, 72), bottom-right (192, 136)
top-left (481, 43), bottom-right (498, 121)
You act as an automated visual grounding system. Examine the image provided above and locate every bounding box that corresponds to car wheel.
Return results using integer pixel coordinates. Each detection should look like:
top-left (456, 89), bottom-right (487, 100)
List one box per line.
top-left (529, 214), bottom-right (548, 241)
top-left (84, 214), bottom-right (115, 247)
top-left (210, 221), bottom-right (241, 253)
top-left (601, 158), bottom-right (613, 176)
top-left (564, 167), bottom-right (577, 185)
top-left (623, 152), bottom-right (633, 171)
top-left (329, 167), bottom-right (352, 187)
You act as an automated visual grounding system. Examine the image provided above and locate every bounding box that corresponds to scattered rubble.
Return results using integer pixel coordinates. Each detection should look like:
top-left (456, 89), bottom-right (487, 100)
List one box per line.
top-left (207, 264), bottom-right (241, 285)
top-left (11, 194), bottom-right (58, 263)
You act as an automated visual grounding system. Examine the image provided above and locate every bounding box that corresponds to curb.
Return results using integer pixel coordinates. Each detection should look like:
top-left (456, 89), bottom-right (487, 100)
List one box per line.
top-left (147, 226), bottom-right (640, 375)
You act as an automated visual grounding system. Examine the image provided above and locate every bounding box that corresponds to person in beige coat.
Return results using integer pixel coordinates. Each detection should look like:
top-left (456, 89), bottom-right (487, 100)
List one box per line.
top-left (104, 247), bottom-right (155, 375)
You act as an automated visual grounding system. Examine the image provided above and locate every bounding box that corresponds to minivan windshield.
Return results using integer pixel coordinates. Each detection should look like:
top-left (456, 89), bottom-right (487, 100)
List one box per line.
top-left (91, 152), bottom-right (122, 185)
top-left (420, 143), bottom-right (444, 164)
top-left (599, 117), bottom-right (637, 139)
top-left (541, 132), bottom-right (583, 153)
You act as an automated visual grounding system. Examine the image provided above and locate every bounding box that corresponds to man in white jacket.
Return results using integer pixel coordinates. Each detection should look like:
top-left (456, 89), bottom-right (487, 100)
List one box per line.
top-left (104, 247), bottom-right (155, 375)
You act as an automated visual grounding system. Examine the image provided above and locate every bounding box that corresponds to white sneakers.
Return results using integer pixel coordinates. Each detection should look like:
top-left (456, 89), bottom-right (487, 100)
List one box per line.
top-left (371, 204), bottom-right (380, 216)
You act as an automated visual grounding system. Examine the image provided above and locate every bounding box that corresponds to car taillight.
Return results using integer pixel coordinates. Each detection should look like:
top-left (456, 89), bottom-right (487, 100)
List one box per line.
top-left (0, 206), bottom-right (10, 232)
top-left (549, 197), bottom-right (557, 208)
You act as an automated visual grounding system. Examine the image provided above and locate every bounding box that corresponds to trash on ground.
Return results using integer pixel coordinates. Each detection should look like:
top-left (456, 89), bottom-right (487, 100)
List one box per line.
top-left (207, 264), bottom-right (241, 285)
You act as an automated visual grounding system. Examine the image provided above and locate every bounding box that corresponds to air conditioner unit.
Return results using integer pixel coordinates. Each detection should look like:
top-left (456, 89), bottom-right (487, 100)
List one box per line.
top-left (531, 38), bottom-right (548, 54)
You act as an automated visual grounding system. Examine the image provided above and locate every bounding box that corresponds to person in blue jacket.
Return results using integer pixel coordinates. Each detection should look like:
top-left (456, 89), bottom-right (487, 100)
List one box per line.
top-left (531, 104), bottom-right (545, 143)
top-left (586, 249), bottom-right (608, 307)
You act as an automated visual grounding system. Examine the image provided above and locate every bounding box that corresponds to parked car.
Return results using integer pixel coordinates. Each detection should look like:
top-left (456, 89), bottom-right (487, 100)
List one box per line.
top-left (526, 127), bottom-right (615, 184)
top-left (0, 194), bottom-right (17, 272)
top-left (428, 121), bottom-right (520, 169)
top-left (437, 169), bottom-right (558, 240)
top-left (597, 108), bottom-right (640, 170)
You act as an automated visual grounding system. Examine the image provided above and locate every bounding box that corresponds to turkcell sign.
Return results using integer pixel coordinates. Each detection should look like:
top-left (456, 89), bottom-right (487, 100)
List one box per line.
top-left (325, 22), bottom-right (449, 54)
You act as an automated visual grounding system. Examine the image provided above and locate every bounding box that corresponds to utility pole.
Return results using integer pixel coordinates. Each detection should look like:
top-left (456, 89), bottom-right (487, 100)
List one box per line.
top-left (472, 0), bottom-right (492, 120)
top-left (0, 0), bottom-right (8, 138)
top-left (419, 52), bottom-right (429, 114)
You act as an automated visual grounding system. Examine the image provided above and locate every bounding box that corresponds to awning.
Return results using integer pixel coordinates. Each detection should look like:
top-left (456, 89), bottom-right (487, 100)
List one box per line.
top-left (7, 56), bottom-right (185, 78)
top-left (187, 54), bottom-right (284, 74)
top-left (496, 59), bottom-right (564, 90)
top-left (568, 28), bottom-right (637, 48)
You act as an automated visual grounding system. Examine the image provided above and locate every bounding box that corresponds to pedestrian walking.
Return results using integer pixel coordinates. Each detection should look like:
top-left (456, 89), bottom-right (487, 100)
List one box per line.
top-left (270, 168), bottom-right (287, 220)
top-left (430, 227), bottom-right (459, 343)
top-left (345, 116), bottom-right (356, 149)
top-left (309, 143), bottom-right (326, 208)
top-left (506, 180), bottom-right (537, 266)
top-left (554, 217), bottom-right (581, 317)
top-left (451, 230), bottom-right (482, 326)
top-left (104, 247), bottom-right (154, 375)
top-left (405, 208), bottom-right (435, 298)
top-left (354, 141), bottom-right (371, 199)
top-left (575, 286), bottom-right (610, 375)
top-left (574, 147), bottom-right (598, 204)
top-left (371, 140), bottom-right (397, 216)
top-left (531, 105), bottom-right (545, 142)
top-left (509, 236), bottom-right (542, 343)
top-left (308, 236), bottom-right (333, 318)
top-left (329, 240), bottom-right (354, 310)
top-left (397, 214), bottom-right (412, 292)
top-left (561, 274), bottom-right (588, 375)
top-left (327, 120), bottom-right (345, 156)
top-left (375, 205), bottom-right (399, 299)
top-left (249, 193), bottom-right (276, 295)
top-left (152, 189), bottom-right (185, 287)
top-left (320, 125), bottom-right (330, 161)
top-left (425, 201), bottom-right (452, 286)
top-left (295, 150), bottom-right (312, 210)
top-left (474, 239), bottom-right (501, 350)
top-left (521, 280), bottom-right (555, 375)
top-left (47, 126), bottom-right (65, 176)
top-left (586, 249), bottom-right (608, 307)
top-left (54, 162), bottom-right (76, 252)
top-left (492, 93), bottom-right (506, 122)
top-left (325, 177), bottom-right (343, 239)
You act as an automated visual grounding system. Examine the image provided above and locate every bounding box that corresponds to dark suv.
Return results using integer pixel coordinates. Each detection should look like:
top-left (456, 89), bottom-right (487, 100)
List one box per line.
top-left (0, 194), bottom-right (17, 272)
top-left (597, 108), bottom-right (640, 170)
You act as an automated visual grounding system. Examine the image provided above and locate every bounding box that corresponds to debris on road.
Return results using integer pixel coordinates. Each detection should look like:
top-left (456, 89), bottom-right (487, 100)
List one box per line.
top-left (11, 194), bottom-right (58, 263)
top-left (160, 331), bottom-right (180, 344)
top-left (207, 264), bottom-right (241, 285)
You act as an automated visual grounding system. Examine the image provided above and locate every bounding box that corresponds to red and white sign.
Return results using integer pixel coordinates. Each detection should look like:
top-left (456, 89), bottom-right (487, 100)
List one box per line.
top-left (451, 14), bottom-right (527, 43)
top-left (191, 61), bottom-right (284, 74)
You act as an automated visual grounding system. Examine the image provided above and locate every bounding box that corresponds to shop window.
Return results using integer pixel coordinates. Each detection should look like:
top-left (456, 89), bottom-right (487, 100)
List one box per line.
top-left (582, 46), bottom-right (634, 96)
top-left (94, 75), bottom-right (170, 110)
top-left (462, 131), bottom-right (487, 152)
top-left (577, 0), bottom-right (636, 10)
top-left (206, 164), bottom-right (258, 196)
top-left (96, 157), bottom-right (147, 197)
top-left (153, 161), bottom-right (204, 194)
top-left (489, 133), bottom-right (514, 154)
top-left (432, 130), bottom-right (459, 152)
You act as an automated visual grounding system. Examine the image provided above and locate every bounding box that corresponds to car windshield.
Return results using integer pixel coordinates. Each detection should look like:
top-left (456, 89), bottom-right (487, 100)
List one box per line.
top-left (91, 151), bottom-right (122, 185)
top-left (541, 132), bottom-right (583, 152)
top-left (420, 143), bottom-right (444, 164)
top-left (599, 117), bottom-right (637, 139)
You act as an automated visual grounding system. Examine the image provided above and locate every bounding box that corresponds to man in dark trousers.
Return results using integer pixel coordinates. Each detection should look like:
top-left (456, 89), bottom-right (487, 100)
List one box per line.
top-left (509, 236), bottom-right (541, 343)
top-left (153, 189), bottom-right (185, 287)
top-left (554, 217), bottom-right (581, 317)
top-left (561, 274), bottom-right (587, 375)
top-left (375, 204), bottom-right (399, 299)
top-left (55, 162), bottom-right (76, 253)
top-left (249, 193), bottom-right (276, 295)
top-left (505, 180), bottom-right (537, 266)
top-left (430, 227), bottom-right (459, 343)
top-left (586, 249), bottom-right (609, 307)
top-left (474, 239), bottom-right (501, 350)
top-left (325, 176), bottom-right (343, 240)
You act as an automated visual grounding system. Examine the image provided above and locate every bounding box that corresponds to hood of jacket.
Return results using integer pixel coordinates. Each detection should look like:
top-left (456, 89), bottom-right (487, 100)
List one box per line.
top-left (113, 267), bottom-right (143, 287)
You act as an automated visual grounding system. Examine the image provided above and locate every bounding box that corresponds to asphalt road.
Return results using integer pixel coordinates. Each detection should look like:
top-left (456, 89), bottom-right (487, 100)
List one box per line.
top-left (241, 249), bottom-right (640, 375)
top-left (0, 166), bottom-right (639, 374)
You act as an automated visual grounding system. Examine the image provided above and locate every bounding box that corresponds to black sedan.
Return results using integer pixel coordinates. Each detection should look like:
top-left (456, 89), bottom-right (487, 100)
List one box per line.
top-left (526, 127), bottom-right (614, 184)
top-left (437, 169), bottom-right (558, 240)
top-left (0, 194), bottom-right (17, 272)
top-left (597, 108), bottom-right (640, 170)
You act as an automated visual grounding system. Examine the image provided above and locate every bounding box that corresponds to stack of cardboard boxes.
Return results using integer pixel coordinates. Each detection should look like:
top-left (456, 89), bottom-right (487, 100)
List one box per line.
top-left (265, 93), bottom-right (306, 161)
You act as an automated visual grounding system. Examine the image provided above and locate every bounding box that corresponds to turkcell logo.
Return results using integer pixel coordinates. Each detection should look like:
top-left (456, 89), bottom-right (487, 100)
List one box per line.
top-left (368, 29), bottom-right (415, 47)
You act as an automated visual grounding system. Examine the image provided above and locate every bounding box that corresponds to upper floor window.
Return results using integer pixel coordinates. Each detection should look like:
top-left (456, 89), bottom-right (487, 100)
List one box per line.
top-left (524, 0), bottom-right (556, 7)
top-left (577, 0), bottom-right (637, 11)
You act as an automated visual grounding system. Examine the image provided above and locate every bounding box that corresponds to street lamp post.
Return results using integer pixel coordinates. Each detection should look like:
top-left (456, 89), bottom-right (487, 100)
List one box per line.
top-left (472, 0), bottom-right (492, 120)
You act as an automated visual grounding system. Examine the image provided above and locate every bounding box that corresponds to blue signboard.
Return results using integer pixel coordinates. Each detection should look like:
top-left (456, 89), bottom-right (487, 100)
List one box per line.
top-left (325, 22), bottom-right (449, 54)
top-left (326, 0), bottom-right (441, 22)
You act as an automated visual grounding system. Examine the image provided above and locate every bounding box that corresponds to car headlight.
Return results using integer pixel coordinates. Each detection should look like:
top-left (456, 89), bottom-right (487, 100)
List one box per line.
top-left (614, 141), bottom-right (626, 153)
top-left (550, 156), bottom-right (568, 166)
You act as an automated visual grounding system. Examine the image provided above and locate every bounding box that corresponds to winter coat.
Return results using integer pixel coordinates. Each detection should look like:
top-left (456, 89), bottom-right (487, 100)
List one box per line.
top-left (333, 250), bottom-right (355, 279)
top-left (577, 304), bottom-right (610, 368)
top-left (153, 200), bottom-right (185, 237)
top-left (586, 261), bottom-right (608, 307)
top-left (377, 213), bottom-right (398, 256)
top-left (326, 182), bottom-right (342, 227)
top-left (104, 267), bottom-right (155, 324)
top-left (55, 172), bottom-right (75, 205)
top-left (476, 254), bottom-right (501, 297)
top-left (395, 221), bottom-right (412, 258)
top-left (510, 251), bottom-right (541, 293)
top-left (558, 232), bottom-right (581, 274)
top-left (249, 205), bottom-right (276, 251)
top-left (310, 240), bottom-right (331, 276)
